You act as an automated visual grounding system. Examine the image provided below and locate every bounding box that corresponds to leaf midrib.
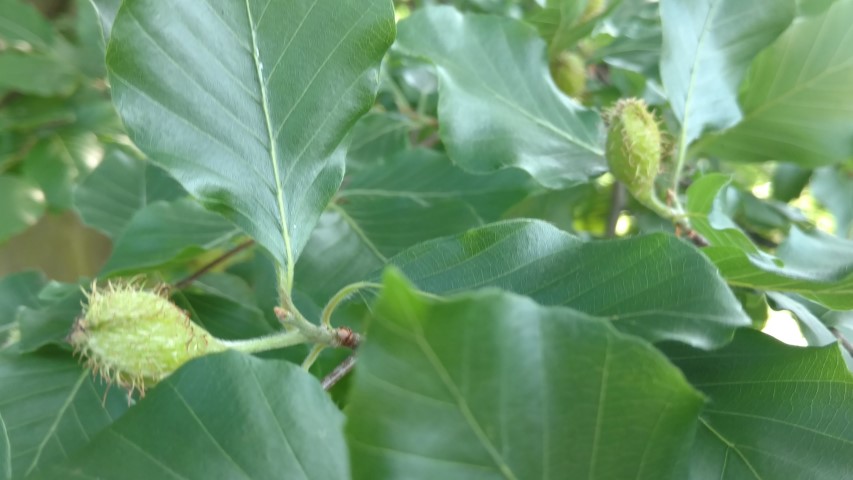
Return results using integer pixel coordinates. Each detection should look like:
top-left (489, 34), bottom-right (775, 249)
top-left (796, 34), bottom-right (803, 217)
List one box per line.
top-left (405, 318), bottom-right (519, 480)
top-left (243, 0), bottom-right (294, 293)
top-left (699, 417), bottom-right (763, 479)
top-left (24, 370), bottom-right (87, 477)
top-left (674, 0), bottom-right (723, 151)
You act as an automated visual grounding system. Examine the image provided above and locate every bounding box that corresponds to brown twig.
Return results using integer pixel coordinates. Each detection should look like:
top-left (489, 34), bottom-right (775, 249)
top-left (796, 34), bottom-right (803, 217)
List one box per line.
top-left (173, 239), bottom-right (255, 289)
top-left (831, 327), bottom-right (853, 358)
top-left (680, 226), bottom-right (710, 248)
top-left (322, 354), bottom-right (357, 391)
top-left (417, 131), bottom-right (441, 149)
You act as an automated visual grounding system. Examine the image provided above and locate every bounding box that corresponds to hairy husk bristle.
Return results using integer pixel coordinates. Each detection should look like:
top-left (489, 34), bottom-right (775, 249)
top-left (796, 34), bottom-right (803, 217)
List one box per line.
top-left (605, 98), bottom-right (663, 209)
top-left (69, 281), bottom-right (226, 396)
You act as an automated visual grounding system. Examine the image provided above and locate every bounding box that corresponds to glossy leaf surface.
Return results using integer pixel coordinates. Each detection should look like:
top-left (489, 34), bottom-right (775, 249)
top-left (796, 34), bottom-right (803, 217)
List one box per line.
top-left (688, 174), bottom-right (853, 309)
top-left (296, 149), bottom-right (531, 303)
top-left (387, 220), bottom-right (749, 348)
top-left (0, 353), bottom-right (127, 479)
top-left (100, 199), bottom-right (240, 276)
top-left (73, 148), bottom-right (185, 238)
top-left (106, 0), bottom-right (395, 289)
top-left (347, 272), bottom-right (704, 480)
top-left (665, 330), bottom-right (853, 479)
top-left (660, 0), bottom-right (795, 145)
top-left (46, 352), bottom-right (349, 480)
top-left (396, 6), bottom-right (604, 188)
top-left (700, 0), bottom-right (853, 165)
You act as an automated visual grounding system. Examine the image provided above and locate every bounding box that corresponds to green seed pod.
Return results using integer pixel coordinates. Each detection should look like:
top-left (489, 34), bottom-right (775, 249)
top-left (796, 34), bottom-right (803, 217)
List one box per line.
top-left (605, 98), bottom-right (667, 213)
top-left (550, 51), bottom-right (586, 98)
top-left (69, 282), bottom-right (226, 395)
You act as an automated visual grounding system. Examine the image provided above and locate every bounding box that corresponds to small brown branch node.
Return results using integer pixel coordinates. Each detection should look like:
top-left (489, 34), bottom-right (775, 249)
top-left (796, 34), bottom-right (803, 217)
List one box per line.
top-left (336, 327), bottom-right (360, 349)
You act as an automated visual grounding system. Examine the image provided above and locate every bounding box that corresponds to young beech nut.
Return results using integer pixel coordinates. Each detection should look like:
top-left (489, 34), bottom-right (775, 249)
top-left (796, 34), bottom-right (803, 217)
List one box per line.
top-left (69, 282), bottom-right (226, 396)
top-left (604, 98), bottom-right (664, 210)
top-left (550, 51), bottom-right (586, 98)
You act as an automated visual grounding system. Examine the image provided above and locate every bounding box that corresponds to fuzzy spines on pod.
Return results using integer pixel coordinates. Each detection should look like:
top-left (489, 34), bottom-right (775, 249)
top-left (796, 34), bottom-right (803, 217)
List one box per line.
top-left (550, 51), bottom-right (586, 98)
top-left (604, 98), bottom-right (663, 208)
top-left (69, 281), bottom-right (226, 396)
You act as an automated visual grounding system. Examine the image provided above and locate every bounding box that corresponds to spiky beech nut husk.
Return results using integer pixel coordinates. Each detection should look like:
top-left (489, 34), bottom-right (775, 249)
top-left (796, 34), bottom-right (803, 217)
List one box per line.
top-left (69, 282), bottom-right (226, 395)
top-left (581, 0), bottom-right (606, 22)
top-left (551, 51), bottom-right (586, 97)
top-left (605, 98), bottom-right (662, 207)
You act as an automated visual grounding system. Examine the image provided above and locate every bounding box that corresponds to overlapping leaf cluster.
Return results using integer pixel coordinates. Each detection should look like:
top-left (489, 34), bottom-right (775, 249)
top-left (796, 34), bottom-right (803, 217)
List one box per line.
top-left (1, 0), bottom-right (852, 478)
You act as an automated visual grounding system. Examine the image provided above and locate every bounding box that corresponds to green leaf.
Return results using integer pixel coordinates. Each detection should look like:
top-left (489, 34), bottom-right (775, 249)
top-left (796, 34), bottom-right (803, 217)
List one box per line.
top-left (771, 163), bottom-right (811, 202)
top-left (593, 0), bottom-right (662, 77)
top-left (345, 112), bottom-right (414, 172)
top-left (294, 211), bottom-right (386, 305)
top-left (341, 149), bottom-right (533, 221)
top-left (764, 293), bottom-right (853, 371)
top-left (0, 271), bottom-right (45, 346)
top-left (766, 292), bottom-right (837, 347)
top-left (811, 166), bottom-right (853, 238)
top-left (660, 0), bottom-right (795, 146)
top-left (688, 174), bottom-right (853, 309)
top-left (20, 139), bottom-right (78, 211)
top-left (225, 250), bottom-right (282, 328)
top-left (699, 0), bottom-right (853, 165)
top-left (100, 199), bottom-right (240, 277)
top-left (777, 227), bottom-right (853, 305)
top-left (528, 0), bottom-right (619, 56)
top-left (664, 330), bottom-right (853, 479)
top-left (0, 352), bottom-right (127, 479)
top-left (396, 6), bottom-right (605, 188)
top-left (387, 219), bottom-right (749, 348)
top-left (73, 148), bottom-right (185, 239)
top-left (0, 96), bottom-right (75, 132)
top-left (346, 271), bottom-right (705, 479)
top-left (173, 290), bottom-right (275, 341)
top-left (106, 0), bottom-right (395, 291)
top-left (0, 175), bottom-right (46, 244)
top-left (0, 412), bottom-right (9, 480)
top-left (296, 149), bottom-right (532, 303)
top-left (46, 351), bottom-right (349, 479)
top-left (0, 0), bottom-right (54, 48)
top-left (89, 0), bottom-right (121, 42)
top-left (74, 0), bottom-right (107, 78)
top-left (332, 200), bottom-right (480, 263)
top-left (0, 53), bottom-right (77, 97)
top-left (17, 282), bottom-right (85, 353)
top-left (0, 0), bottom-right (79, 97)
top-left (797, 0), bottom-right (835, 16)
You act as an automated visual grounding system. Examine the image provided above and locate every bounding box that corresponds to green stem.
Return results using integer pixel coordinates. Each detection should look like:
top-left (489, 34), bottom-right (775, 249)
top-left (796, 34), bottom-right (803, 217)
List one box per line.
top-left (643, 192), bottom-right (677, 222)
top-left (220, 330), bottom-right (311, 354)
top-left (302, 344), bottom-right (325, 370)
top-left (384, 69), bottom-right (415, 117)
top-left (279, 306), bottom-right (338, 346)
top-left (321, 282), bottom-right (383, 328)
top-left (669, 132), bottom-right (690, 215)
